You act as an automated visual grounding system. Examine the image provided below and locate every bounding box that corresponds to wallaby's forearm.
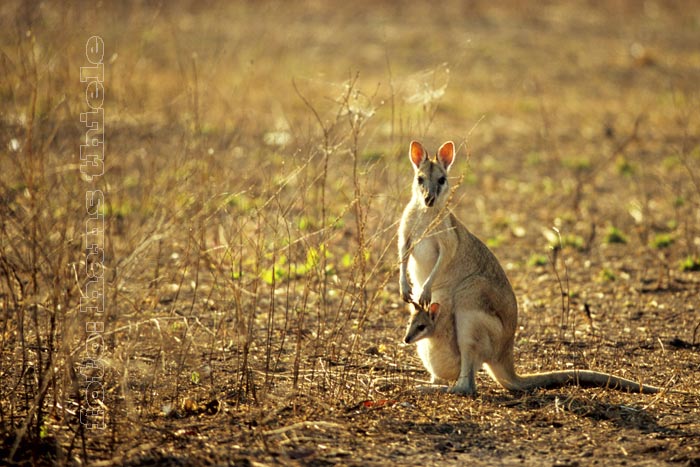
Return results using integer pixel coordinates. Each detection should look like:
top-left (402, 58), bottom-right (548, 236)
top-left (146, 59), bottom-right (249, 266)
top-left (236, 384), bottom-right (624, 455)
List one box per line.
top-left (399, 234), bottom-right (412, 302)
top-left (419, 245), bottom-right (442, 306)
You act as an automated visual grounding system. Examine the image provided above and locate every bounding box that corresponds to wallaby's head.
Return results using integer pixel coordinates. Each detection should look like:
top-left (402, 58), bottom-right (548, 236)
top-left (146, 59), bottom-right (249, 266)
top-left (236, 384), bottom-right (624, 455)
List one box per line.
top-left (403, 302), bottom-right (441, 344)
top-left (409, 140), bottom-right (455, 208)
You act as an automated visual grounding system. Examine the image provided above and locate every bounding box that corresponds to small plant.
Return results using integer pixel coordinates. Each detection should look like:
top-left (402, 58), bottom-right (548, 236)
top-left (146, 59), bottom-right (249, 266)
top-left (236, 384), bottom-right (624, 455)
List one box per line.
top-left (599, 268), bottom-right (617, 282)
top-left (650, 233), bottom-right (674, 249)
top-left (543, 229), bottom-right (585, 252)
top-left (527, 254), bottom-right (548, 267)
top-left (562, 156), bottom-right (592, 172)
top-left (554, 234), bottom-right (585, 251)
top-left (604, 226), bottom-right (628, 244)
top-left (298, 216), bottom-right (313, 231)
top-left (680, 256), bottom-right (700, 272)
top-left (487, 235), bottom-right (504, 248)
top-left (341, 253), bottom-right (353, 268)
top-left (615, 155), bottom-right (635, 176)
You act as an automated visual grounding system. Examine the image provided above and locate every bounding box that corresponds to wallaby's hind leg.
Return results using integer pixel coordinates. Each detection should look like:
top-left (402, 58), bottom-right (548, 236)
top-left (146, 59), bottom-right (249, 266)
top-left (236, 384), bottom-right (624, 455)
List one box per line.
top-left (449, 309), bottom-right (501, 395)
top-left (448, 310), bottom-right (482, 395)
top-left (449, 364), bottom-right (477, 395)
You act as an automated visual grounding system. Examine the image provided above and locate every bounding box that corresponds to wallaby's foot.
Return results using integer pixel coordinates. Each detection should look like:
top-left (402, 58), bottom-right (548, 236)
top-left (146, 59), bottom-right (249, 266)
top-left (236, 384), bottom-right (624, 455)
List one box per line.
top-left (449, 375), bottom-right (477, 396)
top-left (447, 384), bottom-right (477, 396)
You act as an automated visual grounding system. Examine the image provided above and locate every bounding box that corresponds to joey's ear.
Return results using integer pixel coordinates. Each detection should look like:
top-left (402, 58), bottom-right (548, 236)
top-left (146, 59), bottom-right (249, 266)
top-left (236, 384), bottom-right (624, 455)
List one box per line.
top-left (428, 303), bottom-right (440, 321)
top-left (437, 141), bottom-right (455, 170)
top-left (409, 140), bottom-right (427, 169)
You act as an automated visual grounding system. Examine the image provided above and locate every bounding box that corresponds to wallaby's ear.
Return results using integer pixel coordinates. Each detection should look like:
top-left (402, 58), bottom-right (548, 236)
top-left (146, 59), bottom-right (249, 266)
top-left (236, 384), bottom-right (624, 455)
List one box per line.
top-left (428, 303), bottom-right (440, 321)
top-left (409, 140), bottom-right (427, 169)
top-left (437, 141), bottom-right (455, 170)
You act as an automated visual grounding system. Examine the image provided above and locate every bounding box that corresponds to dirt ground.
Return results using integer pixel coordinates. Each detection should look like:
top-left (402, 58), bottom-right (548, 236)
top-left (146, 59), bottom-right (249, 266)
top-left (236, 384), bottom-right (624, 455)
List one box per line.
top-left (1, 1), bottom-right (699, 466)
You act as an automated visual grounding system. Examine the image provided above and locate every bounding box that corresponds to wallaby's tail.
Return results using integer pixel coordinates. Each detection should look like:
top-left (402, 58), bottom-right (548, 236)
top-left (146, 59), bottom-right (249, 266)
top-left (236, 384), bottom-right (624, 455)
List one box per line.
top-left (513, 370), bottom-right (660, 394)
top-left (486, 355), bottom-right (661, 394)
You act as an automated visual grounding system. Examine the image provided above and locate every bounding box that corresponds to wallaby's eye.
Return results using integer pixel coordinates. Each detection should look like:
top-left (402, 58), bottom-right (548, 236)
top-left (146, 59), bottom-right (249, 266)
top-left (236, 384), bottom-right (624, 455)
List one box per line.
top-left (417, 176), bottom-right (424, 185)
top-left (438, 176), bottom-right (447, 185)
top-left (416, 324), bottom-right (426, 332)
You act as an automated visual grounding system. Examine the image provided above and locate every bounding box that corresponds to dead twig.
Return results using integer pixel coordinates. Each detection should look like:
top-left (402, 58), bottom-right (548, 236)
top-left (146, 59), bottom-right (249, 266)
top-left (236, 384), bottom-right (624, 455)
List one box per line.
top-left (263, 420), bottom-right (346, 437)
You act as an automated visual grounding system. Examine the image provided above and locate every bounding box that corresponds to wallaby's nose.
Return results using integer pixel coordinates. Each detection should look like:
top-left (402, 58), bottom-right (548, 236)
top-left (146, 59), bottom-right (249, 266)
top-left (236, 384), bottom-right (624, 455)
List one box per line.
top-left (424, 196), bottom-right (435, 207)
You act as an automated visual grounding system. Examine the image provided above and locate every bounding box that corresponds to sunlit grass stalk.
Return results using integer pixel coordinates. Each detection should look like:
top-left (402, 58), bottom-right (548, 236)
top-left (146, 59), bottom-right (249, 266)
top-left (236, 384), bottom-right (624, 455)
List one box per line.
top-left (272, 204), bottom-right (295, 382)
top-left (238, 212), bottom-right (263, 400)
top-left (264, 240), bottom-right (277, 391)
top-left (549, 227), bottom-right (573, 345)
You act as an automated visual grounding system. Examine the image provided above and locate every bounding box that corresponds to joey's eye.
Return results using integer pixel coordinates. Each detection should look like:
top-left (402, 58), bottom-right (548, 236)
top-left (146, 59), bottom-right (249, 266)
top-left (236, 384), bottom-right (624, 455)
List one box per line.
top-left (438, 176), bottom-right (446, 185)
top-left (417, 176), bottom-right (424, 185)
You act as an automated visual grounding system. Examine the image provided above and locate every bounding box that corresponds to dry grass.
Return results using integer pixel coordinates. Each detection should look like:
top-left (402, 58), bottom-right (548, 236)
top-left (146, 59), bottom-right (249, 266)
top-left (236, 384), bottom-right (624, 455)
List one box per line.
top-left (1, 1), bottom-right (699, 465)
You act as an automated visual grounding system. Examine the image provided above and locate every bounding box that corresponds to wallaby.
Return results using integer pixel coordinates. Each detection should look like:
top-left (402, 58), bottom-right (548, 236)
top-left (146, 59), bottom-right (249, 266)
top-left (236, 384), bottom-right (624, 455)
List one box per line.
top-left (398, 141), bottom-right (664, 395)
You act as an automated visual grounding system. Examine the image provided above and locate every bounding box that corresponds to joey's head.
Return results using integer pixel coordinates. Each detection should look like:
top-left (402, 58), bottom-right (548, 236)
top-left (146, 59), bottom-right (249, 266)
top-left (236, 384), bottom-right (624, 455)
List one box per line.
top-left (403, 302), bottom-right (441, 344)
top-left (409, 140), bottom-right (455, 208)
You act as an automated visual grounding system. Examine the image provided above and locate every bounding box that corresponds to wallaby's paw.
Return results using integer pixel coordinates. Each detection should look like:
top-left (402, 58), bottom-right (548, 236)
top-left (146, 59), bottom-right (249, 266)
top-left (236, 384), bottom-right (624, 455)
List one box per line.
top-left (447, 384), bottom-right (477, 397)
top-left (419, 289), bottom-right (432, 308)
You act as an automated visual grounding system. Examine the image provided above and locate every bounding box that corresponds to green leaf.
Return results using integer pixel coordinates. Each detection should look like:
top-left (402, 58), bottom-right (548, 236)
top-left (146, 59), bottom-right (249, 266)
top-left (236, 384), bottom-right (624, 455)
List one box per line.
top-left (604, 226), bottom-right (628, 244)
top-left (527, 254), bottom-right (548, 267)
top-left (650, 234), bottom-right (674, 249)
top-left (680, 256), bottom-right (700, 272)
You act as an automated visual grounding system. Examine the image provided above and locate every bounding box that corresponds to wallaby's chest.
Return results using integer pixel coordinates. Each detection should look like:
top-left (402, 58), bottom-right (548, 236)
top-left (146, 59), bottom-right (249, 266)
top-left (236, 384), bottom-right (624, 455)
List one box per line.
top-left (411, 234), bottom-right (439, 264)
top-left (405, 213), bottom-right (453, 285)
top-left (407, 232), bottom-right (440, 287)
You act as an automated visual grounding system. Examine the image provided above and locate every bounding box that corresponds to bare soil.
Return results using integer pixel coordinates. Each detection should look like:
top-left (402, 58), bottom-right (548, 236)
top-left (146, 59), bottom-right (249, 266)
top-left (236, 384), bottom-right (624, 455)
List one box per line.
top-left (1, 1), bottom-right (699, 466)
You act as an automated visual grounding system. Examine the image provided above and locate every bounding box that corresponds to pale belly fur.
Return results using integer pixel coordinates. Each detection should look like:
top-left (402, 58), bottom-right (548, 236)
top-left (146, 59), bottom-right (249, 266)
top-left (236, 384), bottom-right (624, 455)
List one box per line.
top-left (416, 334), bottom-right (461, 381)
